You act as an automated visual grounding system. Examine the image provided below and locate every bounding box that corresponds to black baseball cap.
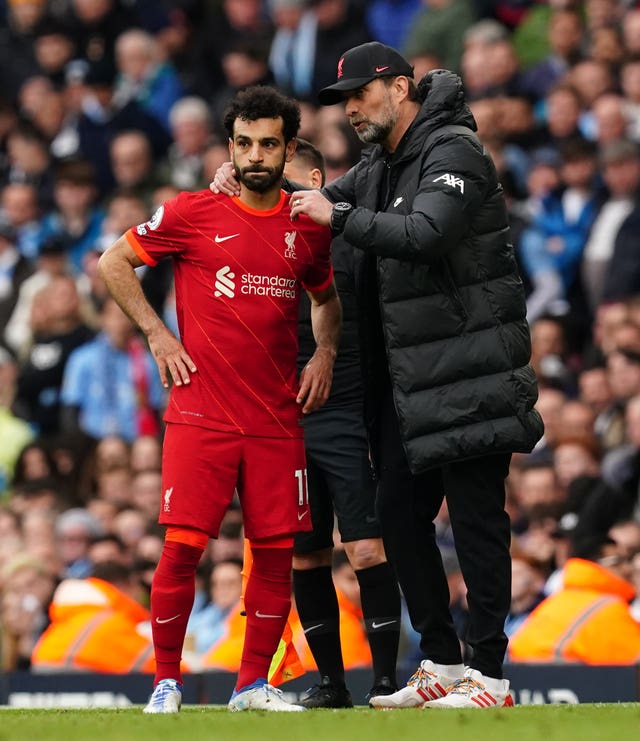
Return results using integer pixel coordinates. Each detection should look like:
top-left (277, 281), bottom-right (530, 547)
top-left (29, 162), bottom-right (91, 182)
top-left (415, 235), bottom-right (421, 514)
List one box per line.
top-left (318, 41), bottom-right (414, 106)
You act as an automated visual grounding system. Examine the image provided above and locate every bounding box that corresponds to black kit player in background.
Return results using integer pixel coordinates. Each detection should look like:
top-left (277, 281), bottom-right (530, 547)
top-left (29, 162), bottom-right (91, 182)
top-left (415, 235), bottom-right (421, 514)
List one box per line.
top-left (284, 140), bottom-right (401, 708)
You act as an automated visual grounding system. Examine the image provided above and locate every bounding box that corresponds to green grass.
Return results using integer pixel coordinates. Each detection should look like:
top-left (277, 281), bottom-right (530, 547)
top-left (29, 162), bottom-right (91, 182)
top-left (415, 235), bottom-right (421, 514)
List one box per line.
top-left (0, 705), bottom-right (639, 741)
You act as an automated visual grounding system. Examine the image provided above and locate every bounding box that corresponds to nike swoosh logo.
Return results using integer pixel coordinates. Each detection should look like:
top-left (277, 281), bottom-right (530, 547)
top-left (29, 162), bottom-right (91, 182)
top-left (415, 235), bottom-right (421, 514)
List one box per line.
top-left (375, 66), bottom-right (390, 73)
top-left (255, 610), bottom-right (282, 618)
top-left (304, 624), bottom-right (324, 634)
top-left (215, 233), bottom-right (240, 243)
top-left (371, 620), bottom-right (397, 629)
top-left (298, 510), bottom-right (308, 521)
top-left (155, 614), bottom-right (182, 624)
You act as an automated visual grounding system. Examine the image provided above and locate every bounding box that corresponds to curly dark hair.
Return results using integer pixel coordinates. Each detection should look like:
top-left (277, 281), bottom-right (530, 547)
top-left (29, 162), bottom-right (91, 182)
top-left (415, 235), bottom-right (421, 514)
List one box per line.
top-left (223, 85), bottom-right (301, 144)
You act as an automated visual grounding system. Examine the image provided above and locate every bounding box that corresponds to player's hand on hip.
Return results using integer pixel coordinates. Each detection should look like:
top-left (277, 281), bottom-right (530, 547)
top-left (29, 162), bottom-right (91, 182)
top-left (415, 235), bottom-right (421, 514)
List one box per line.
top-left (210, 161), bottom-right (241, 196)
top-left (290, 190), bottom-right (333, 226)
top-left (296, 349), bottom-right (334, 413)
top-left (147, 325), bottom-right (197, 388)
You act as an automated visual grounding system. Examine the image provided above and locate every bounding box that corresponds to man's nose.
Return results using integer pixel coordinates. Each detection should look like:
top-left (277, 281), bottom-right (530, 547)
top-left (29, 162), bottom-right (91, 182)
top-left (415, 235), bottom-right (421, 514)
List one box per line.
top-left (345, 99), bottom-right (357, 117)
top-left (249, 144), bottom-right (263, 161)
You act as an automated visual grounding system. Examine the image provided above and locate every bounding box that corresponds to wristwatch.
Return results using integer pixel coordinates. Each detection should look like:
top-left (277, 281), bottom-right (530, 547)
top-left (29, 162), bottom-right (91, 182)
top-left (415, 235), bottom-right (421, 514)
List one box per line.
top-left (330, 202), bottom-right (353, 234)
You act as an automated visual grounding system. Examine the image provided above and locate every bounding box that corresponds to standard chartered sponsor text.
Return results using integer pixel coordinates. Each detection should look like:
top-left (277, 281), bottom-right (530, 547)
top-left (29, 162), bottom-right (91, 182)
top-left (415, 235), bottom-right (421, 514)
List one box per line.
top-left (241, 272), bottom-right (297, 298)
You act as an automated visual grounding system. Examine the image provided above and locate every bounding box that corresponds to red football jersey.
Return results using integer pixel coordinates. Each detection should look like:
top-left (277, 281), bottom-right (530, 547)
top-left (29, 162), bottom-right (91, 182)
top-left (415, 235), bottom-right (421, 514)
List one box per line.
top-left (126, 189), bottom-right (333, 438)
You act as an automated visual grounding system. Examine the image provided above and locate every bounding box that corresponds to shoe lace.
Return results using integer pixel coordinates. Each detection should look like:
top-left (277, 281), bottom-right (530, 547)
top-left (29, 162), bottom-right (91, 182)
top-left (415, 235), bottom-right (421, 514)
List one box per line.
top-left (152, 680), bottom-right (179, 702)
top-left (445, 676), bottom-right (485, 697)
top-left (407, 663), bottom-right (437, 689)
top-left (263, 683), bottom-right (284, 700)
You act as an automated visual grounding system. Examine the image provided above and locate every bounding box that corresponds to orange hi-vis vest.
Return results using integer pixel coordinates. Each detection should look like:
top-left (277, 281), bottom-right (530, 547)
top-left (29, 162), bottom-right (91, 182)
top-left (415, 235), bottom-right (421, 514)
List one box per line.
top-left (32, 577), bottom-right (155, 673)
top-left (200, 600), bottom-right (304, 685)
top-left (201, 539), bottom-right (305, 686)
top-left (290, 587), bottom-right (372, 671)
top-left (509, 558), bottom-right (640, 665)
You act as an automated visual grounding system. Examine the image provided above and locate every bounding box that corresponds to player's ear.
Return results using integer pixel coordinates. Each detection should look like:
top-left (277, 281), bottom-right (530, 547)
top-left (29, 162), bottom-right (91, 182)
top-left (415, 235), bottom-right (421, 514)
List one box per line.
top-left (228, 137), bottom-right (234, 158)
top-left (285, 138), bottom-right (297, 162)
top-left (309, 168), bottom-right (323, 189)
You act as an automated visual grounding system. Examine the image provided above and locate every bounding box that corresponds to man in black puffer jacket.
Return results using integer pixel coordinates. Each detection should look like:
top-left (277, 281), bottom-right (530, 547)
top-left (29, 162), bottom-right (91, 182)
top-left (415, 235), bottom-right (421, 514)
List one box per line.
top-left (287, 42), bottom-right (544, 709)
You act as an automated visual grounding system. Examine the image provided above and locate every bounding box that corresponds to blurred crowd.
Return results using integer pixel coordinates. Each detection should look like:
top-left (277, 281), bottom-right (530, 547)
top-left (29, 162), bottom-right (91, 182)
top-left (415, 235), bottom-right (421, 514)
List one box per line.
top-left (2, 0), bottom-right (640, 675)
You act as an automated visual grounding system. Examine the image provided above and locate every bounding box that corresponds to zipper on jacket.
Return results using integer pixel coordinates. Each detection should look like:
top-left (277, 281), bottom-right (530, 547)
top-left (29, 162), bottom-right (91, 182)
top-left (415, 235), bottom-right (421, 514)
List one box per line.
top-left (442, 260), bottom-right (468, 320)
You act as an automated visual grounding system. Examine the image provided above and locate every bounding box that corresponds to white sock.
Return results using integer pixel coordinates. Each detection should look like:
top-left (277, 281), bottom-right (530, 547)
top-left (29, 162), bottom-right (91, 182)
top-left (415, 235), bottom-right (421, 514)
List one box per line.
top-left (469, 669), bottom-right (508, 692)
top-left (432, 662), bottom-right (465, 678)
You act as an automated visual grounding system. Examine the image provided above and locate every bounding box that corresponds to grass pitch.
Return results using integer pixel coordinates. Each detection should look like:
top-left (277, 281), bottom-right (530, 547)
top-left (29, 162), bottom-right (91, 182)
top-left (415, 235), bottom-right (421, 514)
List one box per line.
top-left (1, 704), bottom-right (639, 741)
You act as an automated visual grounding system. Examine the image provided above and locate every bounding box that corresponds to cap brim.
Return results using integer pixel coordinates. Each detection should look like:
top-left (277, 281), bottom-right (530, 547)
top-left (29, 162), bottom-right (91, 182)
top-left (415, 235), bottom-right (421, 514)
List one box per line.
top-left (318, 76), bottom-right (377, 105)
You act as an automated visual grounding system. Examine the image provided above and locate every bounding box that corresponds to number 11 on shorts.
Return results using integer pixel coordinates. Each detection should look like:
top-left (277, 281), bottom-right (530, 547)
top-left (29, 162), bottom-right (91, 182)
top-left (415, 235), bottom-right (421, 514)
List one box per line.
top-left (294, 468), bottom-right (308, 505)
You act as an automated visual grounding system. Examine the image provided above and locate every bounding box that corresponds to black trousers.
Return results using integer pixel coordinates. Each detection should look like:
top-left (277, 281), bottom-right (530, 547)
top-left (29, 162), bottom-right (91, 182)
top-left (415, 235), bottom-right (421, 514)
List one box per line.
top-left (373, 387), bottom-right (511, 679)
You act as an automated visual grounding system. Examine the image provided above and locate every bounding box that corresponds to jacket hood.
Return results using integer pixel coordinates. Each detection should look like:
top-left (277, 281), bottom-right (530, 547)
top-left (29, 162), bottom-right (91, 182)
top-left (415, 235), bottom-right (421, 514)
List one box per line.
top-left (563, 558), bottom-right (636, 603)
top-left (415, 69), bottom-right (477, 134)
top-left (386, 69), bottom-right (476, 164)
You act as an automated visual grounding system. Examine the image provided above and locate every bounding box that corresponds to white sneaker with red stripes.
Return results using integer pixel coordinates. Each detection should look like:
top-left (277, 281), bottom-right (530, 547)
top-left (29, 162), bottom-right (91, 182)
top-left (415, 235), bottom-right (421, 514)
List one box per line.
top-left (369, 660), bottom-right (464, 709)
top-left (424, 668), bottom-right (514, 708)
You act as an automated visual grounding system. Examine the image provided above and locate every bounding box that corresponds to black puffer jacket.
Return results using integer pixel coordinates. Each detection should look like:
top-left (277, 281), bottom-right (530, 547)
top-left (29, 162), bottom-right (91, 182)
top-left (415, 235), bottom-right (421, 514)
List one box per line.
top-left (324, 69), bottom-right (543, 473)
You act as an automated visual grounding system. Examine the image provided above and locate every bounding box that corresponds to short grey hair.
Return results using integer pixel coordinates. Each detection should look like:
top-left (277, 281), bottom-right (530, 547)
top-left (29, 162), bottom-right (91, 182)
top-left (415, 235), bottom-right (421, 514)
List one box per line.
top-left (56, 508), bottom-right (104, 538)
top-left (169, 96), bottom-right (212, 130)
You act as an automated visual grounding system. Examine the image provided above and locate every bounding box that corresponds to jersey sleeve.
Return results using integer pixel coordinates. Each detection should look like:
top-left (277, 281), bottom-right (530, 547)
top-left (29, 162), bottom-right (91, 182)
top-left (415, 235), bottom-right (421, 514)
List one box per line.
top-left (124, 192), bottom-right (192, 266)
top-left (301, 222), bottom-right (333, 293)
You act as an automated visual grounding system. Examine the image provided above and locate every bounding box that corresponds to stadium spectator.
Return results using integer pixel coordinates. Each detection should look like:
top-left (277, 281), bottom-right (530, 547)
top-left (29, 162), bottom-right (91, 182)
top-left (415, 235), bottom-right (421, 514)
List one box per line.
top-left (108, 130), bottom-right (159, 205)
top-left (60, 297), bottom-right (164, 443)
top-left (509, 534), bottom-right (640, 664)
top-left (32, 17), bottom-right (77, 90)
top-left (55, 507), bottom-right (104, 579)
top-left (0, 0), bottom-right (46, 105)
top-left (37, 159), bottom-right (105, 276)
top-left (2, 123), bottom-right (53, 209)
top-left (211, 43), bottom-right (274, 143)
top-left (581, 139), bottom-right (640, 312)
top-left (62, 0), bottom-right (140, 72)
top-left (157, 96), bottom-right (214, 191)
top-left (519, 8), bottom-right (583, 101)
top-left (31, 560), bottom-right (156, 673)
top-left (0, 347), bottom-right (34, 493)
top-left (504, 551), bottom-right (547, 638)
top-left (113, 28), bottom-right (185, 133)
top-left (268, 0), bottom-right (371, 102)
top-left (15, 274), bottom-right (94, 434)
top-left (0, 553), bottom-right (56, 671)
top-left (0, 183), bottom-right (46, 261)
top-left (88, 533), bottom-right (130, 566)
top-left (129, 434), bottom-right (161, 474)
top-left (73, 58), bottom-right (171, 194)
top-left (365, 0), bottom-right (421, 50)
top-left (519, 139), bottom-right (599, 324)
top-left (0, 218), bottom-right (34, 338)
top-left (187, 559), bottom-right (243, 657)
top-left (403, 0), bottom-right (476, 74)
top-left (130, 469), bottom-right (162, 523)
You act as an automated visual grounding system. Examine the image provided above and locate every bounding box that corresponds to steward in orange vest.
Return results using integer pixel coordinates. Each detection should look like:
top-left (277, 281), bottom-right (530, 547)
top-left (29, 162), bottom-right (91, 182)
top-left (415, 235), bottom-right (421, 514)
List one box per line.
top-left (32, 563), bottom-right (156, 673)
top-left (509, 539), bottom-right (640, 665)
top-left (201, 541), bottom-right (304, 686)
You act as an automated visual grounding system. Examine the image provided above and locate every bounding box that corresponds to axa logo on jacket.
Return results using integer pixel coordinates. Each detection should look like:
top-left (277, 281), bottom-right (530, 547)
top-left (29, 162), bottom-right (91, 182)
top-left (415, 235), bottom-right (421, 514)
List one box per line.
top-left (433, 173), bottom-right (465, 193)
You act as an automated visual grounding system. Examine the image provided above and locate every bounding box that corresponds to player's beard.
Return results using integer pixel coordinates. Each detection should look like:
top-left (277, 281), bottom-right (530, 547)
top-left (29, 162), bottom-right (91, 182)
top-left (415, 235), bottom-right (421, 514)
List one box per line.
top-left (234, 157), bottom-right (286, 193)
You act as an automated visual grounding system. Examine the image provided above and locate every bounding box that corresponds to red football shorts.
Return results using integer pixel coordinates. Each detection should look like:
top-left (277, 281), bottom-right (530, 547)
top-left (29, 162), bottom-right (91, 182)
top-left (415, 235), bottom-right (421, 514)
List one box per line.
top-left (159, 422), bottom-right (312, 540)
